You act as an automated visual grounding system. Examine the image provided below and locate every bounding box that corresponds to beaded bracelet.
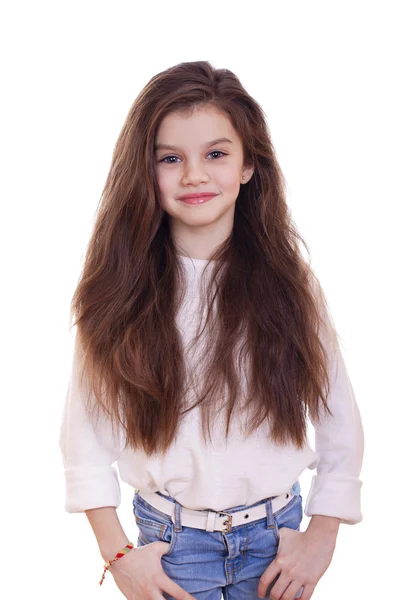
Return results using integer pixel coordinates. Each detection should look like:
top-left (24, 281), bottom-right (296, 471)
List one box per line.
top-left (99, 541), bottom-right (134, 586)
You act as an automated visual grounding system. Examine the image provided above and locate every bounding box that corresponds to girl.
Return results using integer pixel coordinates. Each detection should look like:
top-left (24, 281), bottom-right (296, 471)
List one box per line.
top-left (59, 61), bottom-right (364, 600)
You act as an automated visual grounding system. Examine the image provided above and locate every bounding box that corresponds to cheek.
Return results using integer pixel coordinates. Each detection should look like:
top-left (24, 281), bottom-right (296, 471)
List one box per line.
top-left (217, 170), bottom-right (241, 193)
top-left (156, 170), bottom-right (176, 208)
top-left (156, 169), bottom-right (173, 192)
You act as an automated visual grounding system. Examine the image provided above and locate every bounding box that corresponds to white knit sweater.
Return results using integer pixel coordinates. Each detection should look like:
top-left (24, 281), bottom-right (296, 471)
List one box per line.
top-left (59, 255), bottom-right (364, 525)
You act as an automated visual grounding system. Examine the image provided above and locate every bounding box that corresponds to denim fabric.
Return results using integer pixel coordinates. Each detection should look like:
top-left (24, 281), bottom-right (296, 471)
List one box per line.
top-left (132, 482), bottom-right (303, 599)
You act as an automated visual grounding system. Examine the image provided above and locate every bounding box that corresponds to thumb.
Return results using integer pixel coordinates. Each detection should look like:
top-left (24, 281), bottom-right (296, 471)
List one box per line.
top-left (156, 540), bottom-right (172, 556)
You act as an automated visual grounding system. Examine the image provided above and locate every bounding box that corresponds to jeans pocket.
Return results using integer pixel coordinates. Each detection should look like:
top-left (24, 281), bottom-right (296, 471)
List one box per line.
top-left (133, 493), bottom-right (177, 557)
top-left (272, 494), bottom-right (303, 544)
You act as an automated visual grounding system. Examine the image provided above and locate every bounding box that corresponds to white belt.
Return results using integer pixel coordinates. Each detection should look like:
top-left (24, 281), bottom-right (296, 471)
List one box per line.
top-left (136, 488), bottom-right (296, 533)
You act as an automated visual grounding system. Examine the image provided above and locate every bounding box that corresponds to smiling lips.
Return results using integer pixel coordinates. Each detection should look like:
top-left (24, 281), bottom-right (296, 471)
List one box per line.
top-left (176, 193), bottom-right (218, 205)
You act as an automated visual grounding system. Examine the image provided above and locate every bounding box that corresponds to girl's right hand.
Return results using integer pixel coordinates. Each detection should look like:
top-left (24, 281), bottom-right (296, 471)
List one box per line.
top-left (108, 540), bottom-right (196, 599)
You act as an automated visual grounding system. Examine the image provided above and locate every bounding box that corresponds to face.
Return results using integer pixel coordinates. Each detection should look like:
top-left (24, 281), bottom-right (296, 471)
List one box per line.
top-left (154, 104), bottom-right (254, 254)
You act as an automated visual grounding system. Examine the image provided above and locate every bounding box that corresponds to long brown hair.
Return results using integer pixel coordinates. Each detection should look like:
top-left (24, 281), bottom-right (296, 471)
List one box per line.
top-left (70, 60), bottom-right (341, 456)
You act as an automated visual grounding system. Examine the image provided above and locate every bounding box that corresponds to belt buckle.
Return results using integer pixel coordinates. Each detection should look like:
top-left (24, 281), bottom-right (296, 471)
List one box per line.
top-left (217, 510), bottom-right (233, 532)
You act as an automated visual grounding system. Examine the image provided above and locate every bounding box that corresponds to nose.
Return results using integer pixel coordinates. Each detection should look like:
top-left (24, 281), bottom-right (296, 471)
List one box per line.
top-left (181, 160), bottom-right (209, 186)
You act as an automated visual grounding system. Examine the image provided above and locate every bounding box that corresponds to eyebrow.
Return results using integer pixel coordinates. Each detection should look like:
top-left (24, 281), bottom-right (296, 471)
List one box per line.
top-left (154, 137), bottom-right (233, 152)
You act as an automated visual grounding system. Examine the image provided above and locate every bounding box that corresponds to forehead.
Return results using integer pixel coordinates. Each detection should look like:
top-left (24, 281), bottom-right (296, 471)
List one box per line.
top-left (155, 105), bottom-right (240, 146)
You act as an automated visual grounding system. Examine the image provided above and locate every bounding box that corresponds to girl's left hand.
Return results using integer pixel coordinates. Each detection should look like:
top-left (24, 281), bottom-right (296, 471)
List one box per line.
top-left (257, 526), bottom-right (336, 600)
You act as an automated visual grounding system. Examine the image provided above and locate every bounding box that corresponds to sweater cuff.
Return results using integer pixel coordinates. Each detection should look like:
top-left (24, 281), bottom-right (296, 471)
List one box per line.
top-left (304, 473), bottom-right (363, 525)
top-left (63, 465), bottom-right (121, 513)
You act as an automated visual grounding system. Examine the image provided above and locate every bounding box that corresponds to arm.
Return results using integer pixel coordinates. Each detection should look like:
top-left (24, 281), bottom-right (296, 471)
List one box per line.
top-left (59, 335), bottom-right (130, 562)
top-left (305, 288), bottom-right (365, 526)
top-left (257, 349), bottom-right (361, 598)
top-left (60, 336), bottom-right (196, 600)
top-left (257, 292), bottom-right (363, 598)
top-left (59, 333), bottom-right (123, 511)
top-left (85, 506), bottom-right (131, 561)
top-left (305, 334), bottom-right (364, 526)
top-left (306, 515), bottom-right (340, 546)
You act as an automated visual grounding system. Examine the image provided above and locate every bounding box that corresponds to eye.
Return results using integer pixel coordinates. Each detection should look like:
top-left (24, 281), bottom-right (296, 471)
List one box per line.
top-left (207, 150), bottom-right (227, 159)
top-left (160, 155), bottom-right (181, 164)
top-left (159, 151), bottom-right (227, 164)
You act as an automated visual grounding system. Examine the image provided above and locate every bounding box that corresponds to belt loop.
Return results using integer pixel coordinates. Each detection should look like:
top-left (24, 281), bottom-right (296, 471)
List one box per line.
top-left (265, 496), bottom-right (275, 531)
top-left (173, 499), bottom-right (183, 532)
top-left (206, 510), bottom-right (217, 532)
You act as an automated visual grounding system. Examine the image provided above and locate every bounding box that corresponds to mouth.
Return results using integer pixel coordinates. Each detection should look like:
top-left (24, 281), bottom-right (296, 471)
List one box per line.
top-left (176, 193), bottom-right (218, 205)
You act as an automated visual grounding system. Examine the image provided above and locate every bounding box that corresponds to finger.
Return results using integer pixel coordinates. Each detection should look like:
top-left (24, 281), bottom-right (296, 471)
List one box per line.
top-left (159, 573), bottom-right (196, 600)
top-left (295, 583), bottom-right (316, 600)
top-left (269, 574), bottom-right (291, 600)
top-left (257, 563), bottom-right (280, 598)
top-left (279, 580), bottom-right (304, 600)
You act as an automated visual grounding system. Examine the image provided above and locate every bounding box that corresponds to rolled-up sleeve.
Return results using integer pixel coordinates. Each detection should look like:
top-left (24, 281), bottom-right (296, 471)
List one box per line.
top-left (59, 336), bottom-right (122, 512)
top-left (305, 302), bottom-right (365, 525)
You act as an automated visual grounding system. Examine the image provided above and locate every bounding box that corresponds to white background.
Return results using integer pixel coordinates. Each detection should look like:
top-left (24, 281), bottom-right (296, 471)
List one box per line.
top-left (1, 1), bottom-right (398, 598)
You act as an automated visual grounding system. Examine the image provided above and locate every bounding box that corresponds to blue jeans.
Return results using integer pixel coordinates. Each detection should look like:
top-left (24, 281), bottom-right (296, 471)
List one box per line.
top-left (133, 481), bottom-right (303, 599)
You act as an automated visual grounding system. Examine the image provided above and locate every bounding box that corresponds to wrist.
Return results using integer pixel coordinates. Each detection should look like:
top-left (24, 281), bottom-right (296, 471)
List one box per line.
top-left (98, 540), bottom-right (134, 587)
top-left (100, 536), bottom-right (131, 562)
top-left (84, 506), bottom-right (132, 562)
top-left (306, 515), bottom-right (340, 539)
